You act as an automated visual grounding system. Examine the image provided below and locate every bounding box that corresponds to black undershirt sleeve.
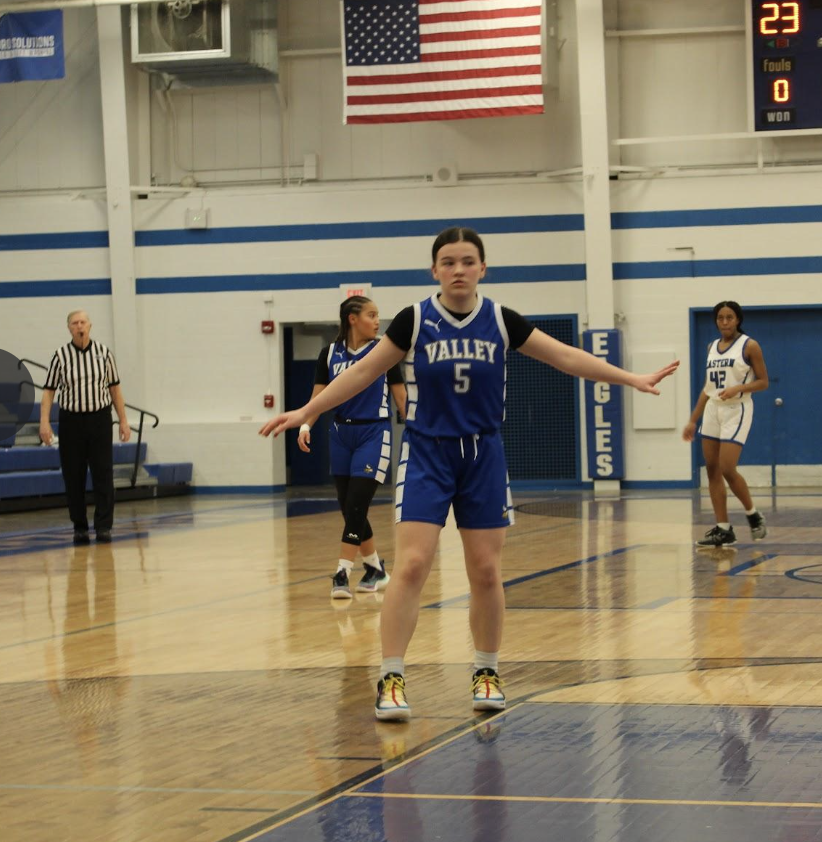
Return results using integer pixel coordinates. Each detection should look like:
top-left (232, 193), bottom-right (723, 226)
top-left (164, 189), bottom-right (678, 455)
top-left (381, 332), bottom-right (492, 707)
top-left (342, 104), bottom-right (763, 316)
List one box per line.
top-left (385, 306), bottom-right (415, 352)
top-left (501, 306), bottom-right (536, 350)
top-left (314, 345), bottom-right (330, 385)
top-left (386, 362), bottom-right (404, 385)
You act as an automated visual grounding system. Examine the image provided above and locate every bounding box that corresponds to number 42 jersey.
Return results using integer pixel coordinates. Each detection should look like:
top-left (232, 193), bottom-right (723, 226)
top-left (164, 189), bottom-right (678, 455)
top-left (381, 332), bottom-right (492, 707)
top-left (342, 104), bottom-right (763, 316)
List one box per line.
top-left (704, 334), bottom-right (753, 403)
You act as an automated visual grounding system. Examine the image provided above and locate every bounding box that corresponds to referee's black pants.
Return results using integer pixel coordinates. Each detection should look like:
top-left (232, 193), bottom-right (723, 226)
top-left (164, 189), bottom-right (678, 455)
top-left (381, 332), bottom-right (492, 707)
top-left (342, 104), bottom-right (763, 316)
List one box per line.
top-left (58, 408), bottom-right (114, 533)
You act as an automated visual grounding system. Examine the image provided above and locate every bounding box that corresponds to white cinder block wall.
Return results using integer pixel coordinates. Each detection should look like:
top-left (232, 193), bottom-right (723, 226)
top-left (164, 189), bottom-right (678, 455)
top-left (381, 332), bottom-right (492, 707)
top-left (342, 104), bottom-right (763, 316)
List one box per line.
top-left (1, 0), bottom-right (821, 488)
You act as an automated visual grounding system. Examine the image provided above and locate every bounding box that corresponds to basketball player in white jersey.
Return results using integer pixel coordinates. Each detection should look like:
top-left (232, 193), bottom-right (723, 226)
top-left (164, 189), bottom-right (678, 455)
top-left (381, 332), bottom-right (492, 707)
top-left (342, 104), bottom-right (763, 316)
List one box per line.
top-left (683, 301), bottom-right (769, 547)
top-left (261, 227), bottom-right (678, 721)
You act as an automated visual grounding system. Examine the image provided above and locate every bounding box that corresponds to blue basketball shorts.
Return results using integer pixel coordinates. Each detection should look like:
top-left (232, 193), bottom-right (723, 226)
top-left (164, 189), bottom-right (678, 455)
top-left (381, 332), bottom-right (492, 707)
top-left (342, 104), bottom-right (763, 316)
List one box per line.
top-left (329, 420), bottom-right (392, 483)
top-left (394, 428), bottom-right (514, 529)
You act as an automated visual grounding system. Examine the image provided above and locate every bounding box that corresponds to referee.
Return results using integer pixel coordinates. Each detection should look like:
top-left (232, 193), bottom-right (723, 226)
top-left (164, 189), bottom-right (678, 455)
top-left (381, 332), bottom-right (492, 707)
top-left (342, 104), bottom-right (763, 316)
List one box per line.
top-left (39, 310), bottom-right (131, 544)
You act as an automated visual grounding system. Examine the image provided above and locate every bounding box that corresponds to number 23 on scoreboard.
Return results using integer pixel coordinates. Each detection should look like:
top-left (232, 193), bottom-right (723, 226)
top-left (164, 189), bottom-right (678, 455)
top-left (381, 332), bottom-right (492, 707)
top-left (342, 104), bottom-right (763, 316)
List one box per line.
top-left (758, 2), bottom-right (801, 35)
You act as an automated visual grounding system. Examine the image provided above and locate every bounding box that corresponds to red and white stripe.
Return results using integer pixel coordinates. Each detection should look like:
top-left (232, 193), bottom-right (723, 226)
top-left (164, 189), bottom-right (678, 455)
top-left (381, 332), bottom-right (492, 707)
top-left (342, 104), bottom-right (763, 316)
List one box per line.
top-left (343, 0), bottom-right (543, 124)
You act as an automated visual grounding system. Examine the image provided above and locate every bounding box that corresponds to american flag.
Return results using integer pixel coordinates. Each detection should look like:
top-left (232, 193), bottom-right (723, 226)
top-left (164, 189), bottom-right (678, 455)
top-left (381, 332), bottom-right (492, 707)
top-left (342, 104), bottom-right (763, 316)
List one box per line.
top-left (341, 0), bottom-right (544, 124)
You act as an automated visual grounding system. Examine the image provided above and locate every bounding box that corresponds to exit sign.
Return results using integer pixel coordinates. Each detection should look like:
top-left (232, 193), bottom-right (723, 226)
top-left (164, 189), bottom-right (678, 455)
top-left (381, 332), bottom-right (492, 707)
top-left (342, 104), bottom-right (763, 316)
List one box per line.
top-left (339, 283), bottom-right (372, 299)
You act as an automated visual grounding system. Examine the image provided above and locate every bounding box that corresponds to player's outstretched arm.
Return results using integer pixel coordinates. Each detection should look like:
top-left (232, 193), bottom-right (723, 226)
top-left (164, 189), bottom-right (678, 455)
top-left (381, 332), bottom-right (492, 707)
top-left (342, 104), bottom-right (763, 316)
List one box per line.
top-left (519, 329), bottom-right (679, 394)
top-left (259, 336), bottom-right (405, 438)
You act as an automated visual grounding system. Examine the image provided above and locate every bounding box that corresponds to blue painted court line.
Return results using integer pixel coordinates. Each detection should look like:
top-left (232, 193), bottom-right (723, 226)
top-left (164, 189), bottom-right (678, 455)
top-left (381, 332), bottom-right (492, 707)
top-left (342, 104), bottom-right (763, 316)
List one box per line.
top-left (785, 565), bottom-right (822, 586)
top-left (724, 555), bottom-right (778, 576)
top-left (635, 596), bottom-right (680, 610)
top-left (424, 545), bottom-right (641, 609)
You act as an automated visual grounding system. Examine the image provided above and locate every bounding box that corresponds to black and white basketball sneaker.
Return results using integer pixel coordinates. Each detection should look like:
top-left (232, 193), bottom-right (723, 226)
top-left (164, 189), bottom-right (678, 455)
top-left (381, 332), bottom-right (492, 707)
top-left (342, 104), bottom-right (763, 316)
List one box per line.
top-left (696, 525), bottom-right (737, 548)
top-left (746, 512), bottom-right (767, 541)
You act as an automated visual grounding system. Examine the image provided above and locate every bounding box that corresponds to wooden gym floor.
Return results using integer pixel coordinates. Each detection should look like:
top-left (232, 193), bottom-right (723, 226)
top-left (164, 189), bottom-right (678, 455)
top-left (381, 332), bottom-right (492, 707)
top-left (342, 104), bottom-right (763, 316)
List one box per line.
top-left (2, 487), bottom-right (822, 842)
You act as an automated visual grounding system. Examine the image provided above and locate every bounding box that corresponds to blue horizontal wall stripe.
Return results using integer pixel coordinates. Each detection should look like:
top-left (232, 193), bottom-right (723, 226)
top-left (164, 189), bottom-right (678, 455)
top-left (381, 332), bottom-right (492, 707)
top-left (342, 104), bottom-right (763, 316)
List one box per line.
top-left (0, 279), bottom-right (111, 298)
top-left (0, 205), bottom-right (819, 254)
top-left (134, 214), bottom-right (584, 247)
top-left (614, 255), bottom-right (822, 280)
top-left (4, 252), bottom-right (821, 298)
top-left (0, 231), bottom-right (109, 251)
top-left (135, 264), bottom-right (585, 294)
top-left (612, 204), bottom-right (822, 229)
top-left (136, 205), bottom-right (822, 246)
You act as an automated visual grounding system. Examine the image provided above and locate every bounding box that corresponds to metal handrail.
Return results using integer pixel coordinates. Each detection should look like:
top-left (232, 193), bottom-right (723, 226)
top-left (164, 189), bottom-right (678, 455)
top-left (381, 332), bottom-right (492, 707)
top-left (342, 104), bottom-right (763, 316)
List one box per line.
top-left (18, 357), bottom-right (160, 488)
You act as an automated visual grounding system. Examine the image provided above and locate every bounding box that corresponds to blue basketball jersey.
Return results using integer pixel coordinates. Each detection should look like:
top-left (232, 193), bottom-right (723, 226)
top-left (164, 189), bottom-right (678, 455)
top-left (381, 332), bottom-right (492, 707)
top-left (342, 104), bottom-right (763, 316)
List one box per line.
top-left (328, 339), bottom-right (390, 420)
top-left (404, 293), bottom-right (509, 437)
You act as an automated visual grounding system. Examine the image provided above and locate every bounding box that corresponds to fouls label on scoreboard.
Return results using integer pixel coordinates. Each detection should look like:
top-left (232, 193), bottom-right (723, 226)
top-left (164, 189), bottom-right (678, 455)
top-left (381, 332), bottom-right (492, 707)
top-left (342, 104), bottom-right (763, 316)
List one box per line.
top-left (760, 56), bottom-right (794, 72)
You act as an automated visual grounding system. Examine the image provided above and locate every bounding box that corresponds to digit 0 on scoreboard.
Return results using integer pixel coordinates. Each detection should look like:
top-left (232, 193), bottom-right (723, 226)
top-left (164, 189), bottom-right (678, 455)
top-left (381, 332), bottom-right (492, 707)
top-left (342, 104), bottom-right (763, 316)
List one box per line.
top-left (749, 0), bottom-right (822, 131)
top-left (771, 77), bottom-right (791, 102)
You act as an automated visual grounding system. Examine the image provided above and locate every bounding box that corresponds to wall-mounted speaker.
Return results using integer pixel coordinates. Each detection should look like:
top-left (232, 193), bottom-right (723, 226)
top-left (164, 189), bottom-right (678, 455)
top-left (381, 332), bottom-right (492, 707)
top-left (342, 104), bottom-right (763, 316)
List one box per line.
top-left (431, 163), bottom-right (458, 187)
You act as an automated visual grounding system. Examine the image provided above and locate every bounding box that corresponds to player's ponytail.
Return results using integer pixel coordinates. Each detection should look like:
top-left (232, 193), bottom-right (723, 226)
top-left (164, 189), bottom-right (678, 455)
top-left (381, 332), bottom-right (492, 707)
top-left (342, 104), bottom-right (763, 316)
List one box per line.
top-left (335, 295), bottom-right (373, 345)
top-left (713, 300), bottom-right (745, 333)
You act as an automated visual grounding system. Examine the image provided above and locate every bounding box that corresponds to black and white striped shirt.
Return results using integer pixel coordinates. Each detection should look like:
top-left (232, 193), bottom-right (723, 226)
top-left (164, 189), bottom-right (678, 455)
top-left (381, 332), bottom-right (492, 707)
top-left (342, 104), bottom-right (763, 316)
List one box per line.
top-left (44, 340), bottom-right (120, 413)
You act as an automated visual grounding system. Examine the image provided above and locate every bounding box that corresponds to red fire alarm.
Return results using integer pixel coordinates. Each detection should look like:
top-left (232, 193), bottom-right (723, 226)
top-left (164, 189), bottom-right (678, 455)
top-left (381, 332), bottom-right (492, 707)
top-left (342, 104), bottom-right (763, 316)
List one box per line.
top-left (263, 394), bottom-right (275, 409)
top-left (261, 320), bottom-right (275, 334)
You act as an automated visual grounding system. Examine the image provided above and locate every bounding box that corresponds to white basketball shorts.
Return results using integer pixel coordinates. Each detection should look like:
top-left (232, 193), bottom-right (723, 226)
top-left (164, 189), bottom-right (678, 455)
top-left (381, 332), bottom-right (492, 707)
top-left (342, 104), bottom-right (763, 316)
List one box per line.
top-left (699, 398), bottom-right (753, 446)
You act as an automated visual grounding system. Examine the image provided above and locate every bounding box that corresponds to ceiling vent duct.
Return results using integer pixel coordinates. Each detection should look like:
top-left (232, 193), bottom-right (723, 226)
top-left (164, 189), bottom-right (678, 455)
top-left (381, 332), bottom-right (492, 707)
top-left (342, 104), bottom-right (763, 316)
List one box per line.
top-left (130, 0), bottom-right (277, 87)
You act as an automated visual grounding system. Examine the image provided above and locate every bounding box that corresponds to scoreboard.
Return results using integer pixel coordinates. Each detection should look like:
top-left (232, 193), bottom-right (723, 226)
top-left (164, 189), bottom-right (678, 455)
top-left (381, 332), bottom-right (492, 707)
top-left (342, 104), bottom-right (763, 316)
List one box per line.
top-left (749, 0), bottom-right (822, 131)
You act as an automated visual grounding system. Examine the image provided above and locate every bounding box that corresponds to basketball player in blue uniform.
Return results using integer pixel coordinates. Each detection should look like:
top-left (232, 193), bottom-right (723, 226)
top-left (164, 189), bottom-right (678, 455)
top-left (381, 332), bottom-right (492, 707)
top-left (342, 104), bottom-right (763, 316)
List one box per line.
top-left (683, 301), bottom-right (769, 547)
top-left (261, 227), bottom-right (678, 720)
top-left (298, 296), bottom-right (406, 598)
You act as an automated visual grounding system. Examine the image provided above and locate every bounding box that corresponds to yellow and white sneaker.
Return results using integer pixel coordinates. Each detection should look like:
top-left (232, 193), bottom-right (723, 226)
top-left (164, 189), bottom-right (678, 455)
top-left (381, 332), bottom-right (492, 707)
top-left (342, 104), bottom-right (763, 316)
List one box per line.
top-left (472, 668), bottom-right (506, 711)
top-left (375, 672), bottom-right (411, 721)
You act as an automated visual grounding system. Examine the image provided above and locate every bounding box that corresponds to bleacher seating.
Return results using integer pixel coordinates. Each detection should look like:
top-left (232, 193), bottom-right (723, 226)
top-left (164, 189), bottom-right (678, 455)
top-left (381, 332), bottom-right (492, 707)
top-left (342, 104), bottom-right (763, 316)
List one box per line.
top-left (0, 402), bottom-right (192, 511)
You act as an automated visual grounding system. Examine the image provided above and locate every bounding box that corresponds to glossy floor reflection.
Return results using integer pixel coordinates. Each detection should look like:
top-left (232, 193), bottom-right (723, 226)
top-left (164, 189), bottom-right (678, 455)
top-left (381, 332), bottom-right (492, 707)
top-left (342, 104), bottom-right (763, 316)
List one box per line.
top-left (259, 703), bottom-right (822, 842)
top-left (1, 489), bottom-right (822, 842)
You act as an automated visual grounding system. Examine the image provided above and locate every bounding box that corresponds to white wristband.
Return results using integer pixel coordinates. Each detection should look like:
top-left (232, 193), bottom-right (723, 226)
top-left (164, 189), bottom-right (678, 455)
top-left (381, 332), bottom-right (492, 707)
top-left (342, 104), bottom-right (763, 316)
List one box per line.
top-left (299, 424), bottom-right (311, 433)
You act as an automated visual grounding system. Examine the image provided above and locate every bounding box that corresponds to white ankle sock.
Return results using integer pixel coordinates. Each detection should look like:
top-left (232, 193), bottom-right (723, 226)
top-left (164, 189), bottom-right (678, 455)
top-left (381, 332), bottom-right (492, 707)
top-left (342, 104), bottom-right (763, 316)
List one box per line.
top-left (361, 551), bottom-right (380, 569)
top-left (718, 522), bottom-right (730, 531)
top-left (745, 508), bottom-right (757, 516)
top-left (473, 650), bottom-right (499, 672)
top-left (336, 559), bottom-right (354, 574)
top-left (381, 657), bottom-right (404, 677)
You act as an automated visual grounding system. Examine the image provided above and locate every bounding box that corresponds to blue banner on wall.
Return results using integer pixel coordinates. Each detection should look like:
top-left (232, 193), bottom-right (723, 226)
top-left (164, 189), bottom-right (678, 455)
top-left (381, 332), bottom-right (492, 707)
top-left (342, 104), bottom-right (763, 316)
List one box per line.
top-left (0, 10), bottom-right (64, 83)
top-left (582, 329), bottom-right (625, 480)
